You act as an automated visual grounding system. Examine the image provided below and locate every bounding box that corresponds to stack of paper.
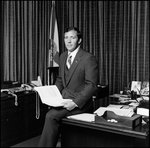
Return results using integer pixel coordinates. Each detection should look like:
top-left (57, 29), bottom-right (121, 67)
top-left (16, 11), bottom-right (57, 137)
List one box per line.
top-left (67, 113), bottom-right (95, 122)
top-left (107, 104), bottom-right (123, 109)
top-left (137, 108), bottom-right (149, 116)
top-left (94, 107), bottom-right (134, 117)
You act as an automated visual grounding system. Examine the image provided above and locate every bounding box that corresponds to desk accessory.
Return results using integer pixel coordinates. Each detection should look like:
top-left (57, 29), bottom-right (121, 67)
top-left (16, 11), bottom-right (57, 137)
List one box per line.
top-left (95, 110), bottom-right (142, 129)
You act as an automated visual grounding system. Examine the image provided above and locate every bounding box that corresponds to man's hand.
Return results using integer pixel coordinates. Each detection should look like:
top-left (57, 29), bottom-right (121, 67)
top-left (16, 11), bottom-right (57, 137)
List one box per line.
top-left (62, 101), bottom-right (78, 111)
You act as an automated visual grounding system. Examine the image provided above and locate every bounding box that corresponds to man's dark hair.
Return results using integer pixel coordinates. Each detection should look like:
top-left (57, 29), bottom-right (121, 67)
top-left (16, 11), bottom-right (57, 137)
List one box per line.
top-left (64, 27), bottom-right (82, 41)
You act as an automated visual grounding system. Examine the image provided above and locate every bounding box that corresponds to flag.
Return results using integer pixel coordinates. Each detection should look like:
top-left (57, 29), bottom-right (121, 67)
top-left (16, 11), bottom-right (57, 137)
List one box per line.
top-left (49, 1), bottom-right (59, 67)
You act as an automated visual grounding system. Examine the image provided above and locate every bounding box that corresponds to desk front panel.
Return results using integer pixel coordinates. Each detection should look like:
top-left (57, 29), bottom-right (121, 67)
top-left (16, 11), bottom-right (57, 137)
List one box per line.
top-left (1, 91), bottom-right (48, 147)
top-left (61, 118), bottom-right (149, 147)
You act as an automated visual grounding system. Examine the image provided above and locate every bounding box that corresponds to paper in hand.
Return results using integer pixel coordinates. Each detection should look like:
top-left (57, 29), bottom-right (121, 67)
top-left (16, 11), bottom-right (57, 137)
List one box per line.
top-left (34, 85), bottom-right (72, 107)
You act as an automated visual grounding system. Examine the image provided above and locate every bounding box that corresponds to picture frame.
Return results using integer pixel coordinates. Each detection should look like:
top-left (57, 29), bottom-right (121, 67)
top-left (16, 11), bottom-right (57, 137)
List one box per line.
top-left (140, 81), bottom-right (149, 96)
top-left (131, 81), bottom-right (141, 95)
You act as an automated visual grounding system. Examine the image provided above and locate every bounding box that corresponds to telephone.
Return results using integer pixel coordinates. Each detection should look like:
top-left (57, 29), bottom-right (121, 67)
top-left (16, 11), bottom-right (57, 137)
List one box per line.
top-left (1, 87), bottom-right (25, 94)
top-left (1, 76), bottom-right (42, 93)
top-left (1, 77), bottom-right (42, 108)
top-left (1, 83), bottom-right (38, 93)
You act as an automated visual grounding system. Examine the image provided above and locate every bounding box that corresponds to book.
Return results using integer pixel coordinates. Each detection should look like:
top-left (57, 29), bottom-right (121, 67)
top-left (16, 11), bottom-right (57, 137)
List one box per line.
top-left (34, 85), bottom-right (72, 107)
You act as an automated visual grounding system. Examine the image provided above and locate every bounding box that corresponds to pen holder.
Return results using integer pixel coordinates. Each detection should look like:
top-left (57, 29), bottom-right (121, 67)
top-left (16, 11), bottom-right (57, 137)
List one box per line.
top-left (131, 91), bottom-right (137, 100)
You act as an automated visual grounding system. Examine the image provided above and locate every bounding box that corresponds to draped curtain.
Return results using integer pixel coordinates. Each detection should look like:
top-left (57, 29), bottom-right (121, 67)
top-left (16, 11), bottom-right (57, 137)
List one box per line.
top-left (56, 1), bottom-right (149, 94)
top-left (1, 1), bottom-right (52, 84)
top-left (1, 1), bottom-right (149, 96)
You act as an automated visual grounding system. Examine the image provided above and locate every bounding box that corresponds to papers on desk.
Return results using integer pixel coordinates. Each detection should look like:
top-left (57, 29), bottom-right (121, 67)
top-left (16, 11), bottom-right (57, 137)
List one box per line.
top-left (137, 108), bottom-right (149, 116)
top-left (110, 94), bottom-right (135, 103)
top-left (107, 104), bottom-right (123, 109)
top-left (142, 96), bottom-right (149, 101)
top-left (128, 102), bottom-right (139, 107)
top-left (67, 113), bottom-right (95, 122)
top-left (94, 106), bottom-right (134, 117)
top-left (67, 104), bottom-right (137, 123)
top-left (34, 85), bottom-right (72, 107)
top-left (110, 94), bottom-right (129, 98)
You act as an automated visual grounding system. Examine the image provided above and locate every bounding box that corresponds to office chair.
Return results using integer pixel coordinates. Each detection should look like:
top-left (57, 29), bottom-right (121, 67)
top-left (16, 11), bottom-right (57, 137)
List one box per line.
top-left (92, 84), bottom-right (109, 112)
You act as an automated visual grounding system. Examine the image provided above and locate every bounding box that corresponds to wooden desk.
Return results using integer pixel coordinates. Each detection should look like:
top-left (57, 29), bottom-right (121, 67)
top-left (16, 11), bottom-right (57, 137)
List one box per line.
top-left (61, 117), bottom-right (149, 147)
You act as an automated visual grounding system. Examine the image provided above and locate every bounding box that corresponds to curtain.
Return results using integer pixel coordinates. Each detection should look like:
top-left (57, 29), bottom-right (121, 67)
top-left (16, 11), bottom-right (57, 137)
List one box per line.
top-left (56, 1), bottom-right (149, 95)
top-left (2, 1), bottom-right (52, 84)
top-left (1, 1), bottom-right (149, 97)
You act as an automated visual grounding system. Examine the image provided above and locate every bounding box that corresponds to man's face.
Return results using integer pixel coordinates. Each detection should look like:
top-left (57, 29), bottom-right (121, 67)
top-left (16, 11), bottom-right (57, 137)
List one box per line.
top-left (64, 30), bottom-right (81, 52)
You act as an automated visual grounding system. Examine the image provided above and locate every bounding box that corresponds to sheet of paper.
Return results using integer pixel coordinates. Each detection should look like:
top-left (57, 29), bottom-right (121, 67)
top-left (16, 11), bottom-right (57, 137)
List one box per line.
top-left (137, 108), bottom-right (149, 116)
top-left (128, 102), bottom-right (139, 107)
top-left (34, 85), bottom-right (72, 107)
top-left (107, 104), bottom-right (123, 109)
top-left (67, 113), bottom-right (95, 122)
top-left (110, 94), bottom-right (129, 98)
top-left (142, 96), bottom-right (149, 101)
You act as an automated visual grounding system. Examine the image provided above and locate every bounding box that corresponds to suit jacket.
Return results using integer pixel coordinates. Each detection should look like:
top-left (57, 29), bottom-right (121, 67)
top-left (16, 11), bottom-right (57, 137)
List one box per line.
top-left (55, 48), bottom-right (98, 110)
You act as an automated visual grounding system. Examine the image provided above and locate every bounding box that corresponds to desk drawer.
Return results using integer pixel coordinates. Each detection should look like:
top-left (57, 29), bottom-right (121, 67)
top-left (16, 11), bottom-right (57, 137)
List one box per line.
top-left (1, 97), bottom-right (25, 110)
top-left (1, 106), bottom-right (25, 119)
top-left (27, 102), bottom-right (48, 113)
top-left (27, 93), bottom-right (37, 104)
top-left (1, 115), bottom-right (27, 141)
top-left (28, 107), bottom-right (47, 131)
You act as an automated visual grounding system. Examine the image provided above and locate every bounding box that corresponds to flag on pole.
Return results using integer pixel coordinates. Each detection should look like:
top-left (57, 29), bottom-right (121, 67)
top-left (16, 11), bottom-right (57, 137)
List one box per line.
top-left (48, 1), bottom-right (59, 85)
top-left (49, 1), bottom-right (59, 67)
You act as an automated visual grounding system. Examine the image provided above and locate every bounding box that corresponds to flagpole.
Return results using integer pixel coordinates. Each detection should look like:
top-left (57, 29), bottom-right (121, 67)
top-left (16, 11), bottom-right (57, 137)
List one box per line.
top-left (48, 1), bottom-right (59, 85)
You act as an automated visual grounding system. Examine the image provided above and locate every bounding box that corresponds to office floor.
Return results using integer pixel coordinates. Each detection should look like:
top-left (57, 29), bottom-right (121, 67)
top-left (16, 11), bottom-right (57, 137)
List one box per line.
top-left (11, 135), bottom-right (61, 147)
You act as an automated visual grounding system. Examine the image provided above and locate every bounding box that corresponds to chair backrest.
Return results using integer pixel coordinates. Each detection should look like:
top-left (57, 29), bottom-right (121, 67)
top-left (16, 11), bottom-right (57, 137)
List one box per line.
top-left (95, 84), bottom-right (109, 99)
top-left (92, 84), bottom-right (109, 111)
top-left (47, 67), bottom-right (59, 85)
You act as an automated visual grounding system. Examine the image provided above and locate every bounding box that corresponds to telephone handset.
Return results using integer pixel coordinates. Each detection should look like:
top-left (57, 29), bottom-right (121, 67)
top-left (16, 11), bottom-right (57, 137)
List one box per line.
top-left (21, 80), bottom-right (41, 91)
top-left (21, 83), bottom-right (36, 91)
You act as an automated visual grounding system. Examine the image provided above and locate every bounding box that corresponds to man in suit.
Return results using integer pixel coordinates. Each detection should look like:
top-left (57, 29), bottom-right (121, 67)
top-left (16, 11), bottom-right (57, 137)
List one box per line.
top-left (38, 27), bottom-right (98, 147)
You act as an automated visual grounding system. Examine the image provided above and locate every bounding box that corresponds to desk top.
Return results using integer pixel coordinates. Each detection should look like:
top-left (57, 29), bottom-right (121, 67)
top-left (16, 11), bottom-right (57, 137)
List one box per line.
top-left (62, 117), bottom-right (149, 139)
top-left (1, 91), bottom-right (35, 101)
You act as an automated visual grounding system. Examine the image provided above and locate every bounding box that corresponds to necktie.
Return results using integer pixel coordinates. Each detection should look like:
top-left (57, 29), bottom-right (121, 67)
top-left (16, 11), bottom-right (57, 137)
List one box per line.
top-left (67, 55), bottom-right (72, 69)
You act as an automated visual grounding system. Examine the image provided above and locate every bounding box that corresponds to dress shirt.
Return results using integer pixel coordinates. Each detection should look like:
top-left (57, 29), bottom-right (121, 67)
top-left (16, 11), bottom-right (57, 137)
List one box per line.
top-left (67, 46), bottom-right (80, 65)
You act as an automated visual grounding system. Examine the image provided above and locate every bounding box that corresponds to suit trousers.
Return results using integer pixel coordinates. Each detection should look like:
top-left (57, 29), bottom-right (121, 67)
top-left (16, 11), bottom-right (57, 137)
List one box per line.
top-left (38, 106), bottom-right (92, 147)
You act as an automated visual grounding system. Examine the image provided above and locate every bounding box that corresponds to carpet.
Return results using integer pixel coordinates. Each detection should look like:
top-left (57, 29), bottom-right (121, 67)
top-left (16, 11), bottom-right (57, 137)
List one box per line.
top-left (11, 135), bottom-right (61, 147)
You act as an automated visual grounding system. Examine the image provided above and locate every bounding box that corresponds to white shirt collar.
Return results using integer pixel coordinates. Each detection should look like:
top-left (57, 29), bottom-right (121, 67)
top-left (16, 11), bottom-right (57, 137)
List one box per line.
top-left (67, 46), bottom-right (80, 65)
top-left (68, 46), bottom-right (80, 57)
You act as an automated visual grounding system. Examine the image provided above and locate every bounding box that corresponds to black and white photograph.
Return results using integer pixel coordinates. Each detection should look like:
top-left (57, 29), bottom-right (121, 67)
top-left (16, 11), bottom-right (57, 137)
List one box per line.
top-left (1, 1), bottom-right (149, 147)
